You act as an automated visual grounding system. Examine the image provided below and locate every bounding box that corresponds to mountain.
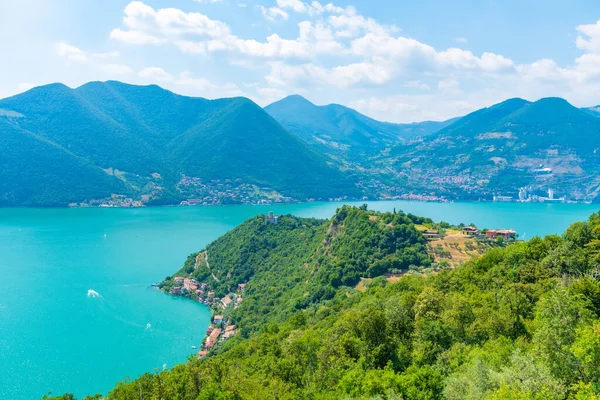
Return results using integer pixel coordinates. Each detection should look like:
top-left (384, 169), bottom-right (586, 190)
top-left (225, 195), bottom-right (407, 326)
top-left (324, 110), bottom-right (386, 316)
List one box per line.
top-left (0, 82), bottom-right (359, 206)
top-left (51, 208), bottom-right (600, 400)
top-left (265, 95), bottom-right (456, 161)
top-left (380, 97), bottom-right (600, 201)
top-left (583, 105), bottom-right (600, 116)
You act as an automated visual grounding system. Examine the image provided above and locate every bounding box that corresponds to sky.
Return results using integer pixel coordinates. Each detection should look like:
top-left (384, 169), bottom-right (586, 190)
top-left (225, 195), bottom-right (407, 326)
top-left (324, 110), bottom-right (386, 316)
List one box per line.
top-left (1, 0), bottom-right (600, 122)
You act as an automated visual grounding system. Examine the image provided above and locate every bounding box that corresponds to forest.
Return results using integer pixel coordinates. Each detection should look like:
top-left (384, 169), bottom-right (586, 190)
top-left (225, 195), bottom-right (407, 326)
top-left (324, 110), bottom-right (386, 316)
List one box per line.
top-left (46, 207), bottom-right (600, 399)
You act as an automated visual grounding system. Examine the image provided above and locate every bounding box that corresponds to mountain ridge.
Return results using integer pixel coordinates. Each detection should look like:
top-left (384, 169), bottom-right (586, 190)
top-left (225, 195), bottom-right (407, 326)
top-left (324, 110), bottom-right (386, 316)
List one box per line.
top-left (265, 94), bottom-right (457, 162)
top-left (380, 95), bottom-right (600, 201)
top-left (0, 81), bottom-right (359, 206)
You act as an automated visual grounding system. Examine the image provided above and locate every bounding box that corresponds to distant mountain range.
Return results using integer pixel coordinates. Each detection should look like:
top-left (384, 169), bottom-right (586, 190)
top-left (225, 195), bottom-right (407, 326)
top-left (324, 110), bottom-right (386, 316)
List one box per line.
top-left (0, 82), bottom-right (357, 206)
top-left (1, 81), bottom-right (600, 206)
top-left (266, 94), bottom-right (455, 163)
top-left (379, 97), bottom-right (600, 201)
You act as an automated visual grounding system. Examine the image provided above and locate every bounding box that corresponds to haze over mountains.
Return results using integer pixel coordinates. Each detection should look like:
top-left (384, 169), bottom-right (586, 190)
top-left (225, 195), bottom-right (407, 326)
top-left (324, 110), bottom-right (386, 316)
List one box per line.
top-left (1, 80), bottom-right (600, 206)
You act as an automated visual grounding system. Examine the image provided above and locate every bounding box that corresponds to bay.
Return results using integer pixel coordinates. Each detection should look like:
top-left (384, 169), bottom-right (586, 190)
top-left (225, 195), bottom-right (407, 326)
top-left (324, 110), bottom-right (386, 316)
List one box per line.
top-left (0, 200), bottom-right (598, 399)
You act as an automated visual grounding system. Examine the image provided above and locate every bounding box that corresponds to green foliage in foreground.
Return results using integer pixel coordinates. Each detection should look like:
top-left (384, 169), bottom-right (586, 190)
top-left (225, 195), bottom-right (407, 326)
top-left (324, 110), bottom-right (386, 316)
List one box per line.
top-left (61, 209), bottom-right (600, 399)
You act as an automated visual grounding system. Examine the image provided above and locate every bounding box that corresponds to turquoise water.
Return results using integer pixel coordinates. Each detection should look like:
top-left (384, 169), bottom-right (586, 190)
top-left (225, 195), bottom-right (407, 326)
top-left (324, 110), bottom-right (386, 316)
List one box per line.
top-left (0, 201), bottom-right (598, 399)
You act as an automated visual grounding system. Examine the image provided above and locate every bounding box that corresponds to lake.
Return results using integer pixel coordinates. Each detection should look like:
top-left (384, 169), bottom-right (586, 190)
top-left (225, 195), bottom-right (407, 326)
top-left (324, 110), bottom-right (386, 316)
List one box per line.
top-left (0, 200), bottom-right (598, 399)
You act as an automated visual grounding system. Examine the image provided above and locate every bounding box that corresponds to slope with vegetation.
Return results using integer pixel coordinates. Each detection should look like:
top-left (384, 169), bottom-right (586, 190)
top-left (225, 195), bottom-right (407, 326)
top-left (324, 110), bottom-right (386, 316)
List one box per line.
top-left (0, 82), bottom-right (358, 206)
top-left (46, 206), bottom-right (600, 400)
top-left (379, 97), bottom-right (600, 201)
top-left (161, 206), bottom-right (431, 335)
top-left (265, 95), bottom-right (455, 163)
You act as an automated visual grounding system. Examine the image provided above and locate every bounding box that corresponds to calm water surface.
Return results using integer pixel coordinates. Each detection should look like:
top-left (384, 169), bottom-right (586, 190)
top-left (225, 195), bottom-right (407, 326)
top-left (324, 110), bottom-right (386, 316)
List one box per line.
top-left (0, 201), bottom-right (598, 399)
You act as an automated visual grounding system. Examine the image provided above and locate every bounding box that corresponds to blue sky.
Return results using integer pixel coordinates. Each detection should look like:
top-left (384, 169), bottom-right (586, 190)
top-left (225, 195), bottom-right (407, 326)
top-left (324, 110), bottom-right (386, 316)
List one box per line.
top-left (1, 0), bottom-right (600, 122)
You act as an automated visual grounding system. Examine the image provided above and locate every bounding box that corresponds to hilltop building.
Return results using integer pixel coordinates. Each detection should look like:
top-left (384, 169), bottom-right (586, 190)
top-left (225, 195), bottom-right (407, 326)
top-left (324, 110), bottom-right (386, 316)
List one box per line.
top-left (462, 226), bottom-right (478, 236)
top-left (486, 229), bottom-right (517, 240)
top-left (266, 211), bottom-right (279, 224)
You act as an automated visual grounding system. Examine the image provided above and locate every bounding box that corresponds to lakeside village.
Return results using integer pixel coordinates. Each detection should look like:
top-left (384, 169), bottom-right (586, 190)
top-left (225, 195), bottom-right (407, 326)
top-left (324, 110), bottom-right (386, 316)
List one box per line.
top-left (494, 187), bottom-right (571, 203)
top-left (169, 276), bottom-right (246, 357)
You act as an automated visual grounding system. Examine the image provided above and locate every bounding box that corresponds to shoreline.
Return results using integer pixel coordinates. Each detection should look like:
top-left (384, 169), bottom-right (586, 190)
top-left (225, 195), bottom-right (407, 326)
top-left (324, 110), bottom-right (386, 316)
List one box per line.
top-left (1, 197), bottom-right (596, 210)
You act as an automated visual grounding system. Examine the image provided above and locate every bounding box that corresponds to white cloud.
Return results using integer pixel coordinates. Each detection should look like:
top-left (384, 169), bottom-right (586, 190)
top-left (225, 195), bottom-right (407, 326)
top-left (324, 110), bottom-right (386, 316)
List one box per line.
top-left (276, 0), bottom-right (309, 13)
top-left (101, 3), bottom-right (600, 121)
top-left (112, 3), bottom-right (344, 59)
top-left (275, 0), bottom-right (347, 16)
top-left (110, 29), bottom-right (167, 45)
top-left (266, 60), bottom-right (394, 88)
top-left (329, 13), bottom-right (395, 38)
top-left (138, 67), bottom-right (174, 81)
top-left (404, 80), bottom-right (431, 90)
top-left (102, 64), bottom-right (134, 74)
top-left (110, 1), bottom-right (230, 46)
top-left (56, 42), bottom-right (88, 62)
top-left (576, 19), bottom-right (600, 53)
top-left (259, 6), bottom-right (288, 22)
top-left (55, 42), bottom-right (133, 76)
top-left (438, 78), bottom-right (460, 91)
top-left (175, 71), bottom-right (244, 97)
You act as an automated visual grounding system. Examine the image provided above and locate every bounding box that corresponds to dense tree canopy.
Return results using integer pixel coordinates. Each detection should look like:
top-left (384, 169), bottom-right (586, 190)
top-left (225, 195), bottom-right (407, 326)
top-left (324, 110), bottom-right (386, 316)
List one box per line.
top-left (53, 209), bottom-right (600, 399)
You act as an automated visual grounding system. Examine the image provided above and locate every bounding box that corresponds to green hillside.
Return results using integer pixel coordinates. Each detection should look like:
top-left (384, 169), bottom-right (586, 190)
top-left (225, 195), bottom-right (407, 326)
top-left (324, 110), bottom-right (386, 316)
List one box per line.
top-left (48, 207), bottom-right (600, 400)
top-left (0, 118), bottom-right (128, 206)
top-left (380, 97), bottom-right (600, 201)
top-left (161, 206), bottom-right (431, 334)
top-left (0, 82), bottom-right (358, 206)
top-left (265, 95), bottom-right (455, 161)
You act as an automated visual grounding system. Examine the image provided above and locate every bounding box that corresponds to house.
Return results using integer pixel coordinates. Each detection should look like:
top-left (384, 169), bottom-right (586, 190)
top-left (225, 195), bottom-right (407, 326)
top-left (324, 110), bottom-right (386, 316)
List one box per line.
top-left (221, 296), bottom-right (232, 307)
top-left (422, 230), bottom-right (441, 240)
top-left (205, 328), bottom-right (222, 349)
top-left (174, 277), bottom-right (185, 285)
top-left (171, 287), bottom-right (181, 295)
top-left (207, 291), bottom-right (215, 298)
top-left (198, 350), bottom-right (208, 357)
top-left (485, 229), bottom-right (517, 240)
top-left (213, 315), bottom-right (224, 324)
top-left (237, 283), bottom-right (246, 292)
top-left (266, 211), bottom-right (279, 224)
top-left (462, 226), bottom-right (478, 236)
top-left (223, 330), bottom-right (236, 340)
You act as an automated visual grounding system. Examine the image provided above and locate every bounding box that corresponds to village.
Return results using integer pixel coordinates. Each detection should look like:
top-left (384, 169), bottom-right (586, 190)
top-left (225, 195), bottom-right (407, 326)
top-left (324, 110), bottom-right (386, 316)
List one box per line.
top-left (177, 176), bottom-right (298, 206)
top-left (170, 276), bottom-right (247, 357)
top-left (418, 224), bottom-right (517, 268)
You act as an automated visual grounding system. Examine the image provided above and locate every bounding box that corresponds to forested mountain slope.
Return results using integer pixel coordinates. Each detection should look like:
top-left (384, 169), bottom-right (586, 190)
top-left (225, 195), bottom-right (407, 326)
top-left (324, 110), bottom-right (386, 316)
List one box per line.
top-left (266, 95), bottom-right (455, 162)
top-left (0, 82), bottom-right (358, 206)
top-left (49, 207), bottom-right (600, 400)
top-left (380, 97), bottom-right (600, 201)
top-left (162, 206), bottom-right (431, 334)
